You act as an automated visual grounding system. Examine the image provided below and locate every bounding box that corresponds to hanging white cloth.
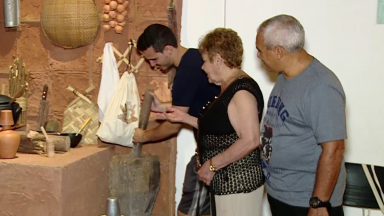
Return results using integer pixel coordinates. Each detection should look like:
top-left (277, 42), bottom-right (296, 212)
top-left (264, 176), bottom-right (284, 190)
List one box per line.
top-left (96, 71), bottom-right (140, 147)
top-left (97, 43), bottom-right (120, 122)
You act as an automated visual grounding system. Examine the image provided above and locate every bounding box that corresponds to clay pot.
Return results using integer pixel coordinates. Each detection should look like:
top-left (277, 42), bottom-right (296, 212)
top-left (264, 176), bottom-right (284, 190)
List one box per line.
top-left (0, 110), bottom-right (14, 126)
top-left (0, 110), bottom-right (20, 159)
top-left (0, 130), bottom-right (21, 159)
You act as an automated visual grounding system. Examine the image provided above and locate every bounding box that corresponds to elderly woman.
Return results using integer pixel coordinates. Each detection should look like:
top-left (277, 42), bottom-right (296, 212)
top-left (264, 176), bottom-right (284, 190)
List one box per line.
top-left (159, 28), bottom-right (265, 216)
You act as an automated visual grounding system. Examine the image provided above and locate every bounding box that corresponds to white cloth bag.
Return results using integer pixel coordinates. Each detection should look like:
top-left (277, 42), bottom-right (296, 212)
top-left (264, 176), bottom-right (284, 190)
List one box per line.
top-left (97, 43), bottom-right (120, 122)
top-left (96, 71), bottom-right (140, 147)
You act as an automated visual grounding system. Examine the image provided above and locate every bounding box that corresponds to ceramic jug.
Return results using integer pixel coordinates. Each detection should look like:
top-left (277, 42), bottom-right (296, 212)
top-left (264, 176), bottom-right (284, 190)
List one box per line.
top-left (0, 110), bottom-right (20, 159)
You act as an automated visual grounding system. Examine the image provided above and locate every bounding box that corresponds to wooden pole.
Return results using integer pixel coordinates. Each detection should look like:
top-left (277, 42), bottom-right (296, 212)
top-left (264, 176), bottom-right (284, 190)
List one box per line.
top-left (167, 0), bottom-right (178, 88)
top-left (130, 89), bottom-right (153, 158)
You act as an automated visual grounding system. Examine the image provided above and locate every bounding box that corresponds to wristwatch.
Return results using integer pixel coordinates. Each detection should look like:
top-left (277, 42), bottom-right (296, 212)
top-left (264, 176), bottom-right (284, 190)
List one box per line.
top-left (209, 158), bottom-right (216, 172)
top-left (309, 197), bottom-right (331, 209)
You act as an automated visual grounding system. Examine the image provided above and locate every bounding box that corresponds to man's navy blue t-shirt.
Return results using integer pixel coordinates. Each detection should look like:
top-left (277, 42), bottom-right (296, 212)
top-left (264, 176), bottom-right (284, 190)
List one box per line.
top-left (171, 49), bottom-right (220, 140)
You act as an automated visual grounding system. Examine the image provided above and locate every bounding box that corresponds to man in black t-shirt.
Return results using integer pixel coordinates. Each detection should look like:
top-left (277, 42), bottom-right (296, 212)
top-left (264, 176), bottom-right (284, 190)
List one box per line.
top-left (133, 24), bottom-right (220, 216)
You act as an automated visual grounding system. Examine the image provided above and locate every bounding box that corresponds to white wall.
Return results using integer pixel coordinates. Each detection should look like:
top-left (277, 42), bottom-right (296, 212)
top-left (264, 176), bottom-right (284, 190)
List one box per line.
top-left (175, 0), bottom-right (225, 211)
top-left (177, 0), bottom-right (384, 215)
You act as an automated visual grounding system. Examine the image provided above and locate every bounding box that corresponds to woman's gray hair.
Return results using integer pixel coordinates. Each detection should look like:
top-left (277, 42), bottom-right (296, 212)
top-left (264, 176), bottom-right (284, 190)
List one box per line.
top-left (258, 14), bottom-right (305, 53)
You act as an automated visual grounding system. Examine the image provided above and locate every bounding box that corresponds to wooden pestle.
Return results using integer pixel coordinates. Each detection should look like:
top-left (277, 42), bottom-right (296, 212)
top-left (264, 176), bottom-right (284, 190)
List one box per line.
top-left (130, 89), bottom-right (154, 158)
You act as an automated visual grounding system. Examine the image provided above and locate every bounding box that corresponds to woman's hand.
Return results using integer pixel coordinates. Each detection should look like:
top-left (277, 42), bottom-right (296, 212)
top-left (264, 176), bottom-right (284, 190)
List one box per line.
top-left (197, 160), bottom-right (215, 186)
top-left (157, 107), bottom-right (188, 123)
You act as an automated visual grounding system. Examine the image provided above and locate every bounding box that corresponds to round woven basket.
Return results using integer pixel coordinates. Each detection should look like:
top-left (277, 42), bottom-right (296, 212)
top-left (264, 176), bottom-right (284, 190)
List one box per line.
top-left (41, 0), bottom-right (100, 49)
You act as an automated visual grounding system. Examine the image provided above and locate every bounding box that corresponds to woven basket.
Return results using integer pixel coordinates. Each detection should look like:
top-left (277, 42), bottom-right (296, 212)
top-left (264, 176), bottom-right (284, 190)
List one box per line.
top-left (41, 0), bottom-right (100, 49)
top-left (62, 96), bottom-right (99, 145)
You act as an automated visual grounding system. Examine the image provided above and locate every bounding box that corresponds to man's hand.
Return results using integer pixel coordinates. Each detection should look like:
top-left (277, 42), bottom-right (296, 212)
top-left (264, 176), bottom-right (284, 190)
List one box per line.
top-left (132, 128), bottom-right (148, 143)
top-left (308, 207), bottom-right (329, 216)
top-left (149, 92), bottom-right (164, 113)
top-left (141, 92), bottom-right (165, 113)
top-left (132, 105), bottom-right (189, 144)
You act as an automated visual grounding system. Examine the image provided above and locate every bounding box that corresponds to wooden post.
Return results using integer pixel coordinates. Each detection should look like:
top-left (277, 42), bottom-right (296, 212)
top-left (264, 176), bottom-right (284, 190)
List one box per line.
top-left (167, 0), bottom-right (178, 88)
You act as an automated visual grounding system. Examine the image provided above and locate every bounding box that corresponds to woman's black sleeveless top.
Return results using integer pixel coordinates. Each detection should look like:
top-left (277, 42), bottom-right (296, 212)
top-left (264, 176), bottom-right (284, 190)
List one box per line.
top-left (198, 77), bottom-right (265, 195)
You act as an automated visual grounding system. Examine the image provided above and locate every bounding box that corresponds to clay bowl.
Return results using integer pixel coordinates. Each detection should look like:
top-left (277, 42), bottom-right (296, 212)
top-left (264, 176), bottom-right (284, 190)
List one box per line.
top-left (60, 133), bottom-right (82, 148)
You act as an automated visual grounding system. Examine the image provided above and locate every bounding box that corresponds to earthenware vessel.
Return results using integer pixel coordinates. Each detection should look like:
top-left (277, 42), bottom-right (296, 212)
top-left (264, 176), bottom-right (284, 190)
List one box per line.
top-left (0, 110), bottom-right (20, 159)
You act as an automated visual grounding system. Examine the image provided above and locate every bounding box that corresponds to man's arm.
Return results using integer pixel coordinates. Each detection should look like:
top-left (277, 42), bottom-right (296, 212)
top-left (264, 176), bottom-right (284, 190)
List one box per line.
top-left (305, 83), bottom-right (346, 216)
top-left (133, 105), bottom-right (189, 143)
top-left (312, 140), bottom-right (345, 201)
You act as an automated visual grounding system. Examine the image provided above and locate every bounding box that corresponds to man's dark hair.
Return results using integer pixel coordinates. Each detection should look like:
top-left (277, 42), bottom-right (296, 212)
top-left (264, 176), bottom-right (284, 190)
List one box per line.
top-left (137, 24), bottom-right (178, 52)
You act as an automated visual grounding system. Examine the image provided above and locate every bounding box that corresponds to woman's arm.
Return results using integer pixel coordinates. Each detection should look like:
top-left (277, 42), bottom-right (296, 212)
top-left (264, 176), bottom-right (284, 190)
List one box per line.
top-left (157, 107), bottom-right (199, 129)
top-left (182, 112), bottom-right (198, 129)
top-left (211, 90), bottom-right (260, 170)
